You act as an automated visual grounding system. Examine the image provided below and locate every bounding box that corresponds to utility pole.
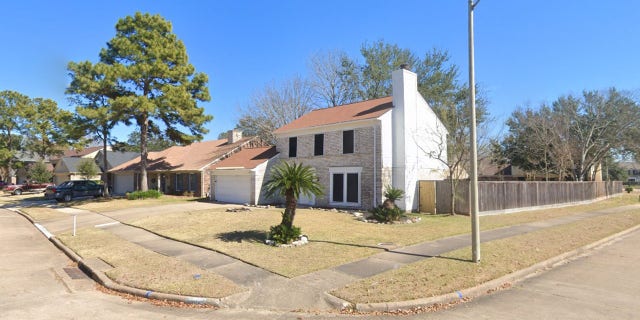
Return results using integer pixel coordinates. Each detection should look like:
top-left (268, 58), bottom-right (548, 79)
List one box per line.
top-left (468, 0), bottom-right (481, 263)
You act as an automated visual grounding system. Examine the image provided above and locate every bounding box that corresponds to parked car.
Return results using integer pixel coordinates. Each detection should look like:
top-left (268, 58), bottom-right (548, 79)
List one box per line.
top-left (0, 181), bottom-right (8, 190)
top-left (3, 181), bottom-right (54, 195)
top-left (44, 180), bottom-right (104, 202)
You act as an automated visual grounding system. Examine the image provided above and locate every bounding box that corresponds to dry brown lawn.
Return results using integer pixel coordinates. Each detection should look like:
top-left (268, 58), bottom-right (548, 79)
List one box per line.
top-left (68, 195), bottom-right (201, 212)
top-left (124, 194), bottom-right (639, 277)
top-left (20, 207), bottom-right (70, 221)
top-left (58, 228), bottom-right (242, 298)
top-left (331, 208), bottom-right (640, 303)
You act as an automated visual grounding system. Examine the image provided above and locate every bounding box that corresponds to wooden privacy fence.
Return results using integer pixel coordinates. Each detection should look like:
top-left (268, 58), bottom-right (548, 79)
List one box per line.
top-left (419, 180), bottom-right (623, 215)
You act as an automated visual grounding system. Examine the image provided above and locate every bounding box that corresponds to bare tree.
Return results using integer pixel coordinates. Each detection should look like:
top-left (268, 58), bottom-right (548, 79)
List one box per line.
top-left (498, 88), bottom-right (640, 181)
top-left (237, 75), bottom-right (315, 142)
top-left (308, 50), bottom-right (361, 107)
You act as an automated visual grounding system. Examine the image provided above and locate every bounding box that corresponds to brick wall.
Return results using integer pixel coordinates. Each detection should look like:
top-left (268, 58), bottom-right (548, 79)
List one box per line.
top-left (276, 125), bottom-right (384, 209)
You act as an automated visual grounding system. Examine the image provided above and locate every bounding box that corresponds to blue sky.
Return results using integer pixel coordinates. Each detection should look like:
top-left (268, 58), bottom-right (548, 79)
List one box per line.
top-left (1, 0), bottom-right (639, 141)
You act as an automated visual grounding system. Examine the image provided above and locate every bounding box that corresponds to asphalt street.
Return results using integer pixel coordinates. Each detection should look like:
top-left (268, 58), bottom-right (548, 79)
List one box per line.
top-left (1, 205), bottom-right (639, 320)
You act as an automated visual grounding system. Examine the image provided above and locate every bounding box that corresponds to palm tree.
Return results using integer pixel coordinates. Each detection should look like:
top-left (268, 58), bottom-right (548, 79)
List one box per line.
top-left (263, 161), bottom-right (323, 229)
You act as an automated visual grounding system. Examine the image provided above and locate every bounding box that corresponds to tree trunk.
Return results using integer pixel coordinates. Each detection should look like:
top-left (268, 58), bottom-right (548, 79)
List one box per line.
top-left (102, 130), bottom-right (110, 197)
top-left (139, 114), bottom-right (149, 191)
top-left (449, 175), bottom-right (456, 216)
top-left (280, 189), bottom-right (297, 228)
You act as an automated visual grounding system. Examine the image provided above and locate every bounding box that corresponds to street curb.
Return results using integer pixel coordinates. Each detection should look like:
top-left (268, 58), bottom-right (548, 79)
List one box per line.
top-left (349, 223), bottom-right (640, 312)
top-left (76, 260), bottom-right (223, 307)
top-left (13, 207), bottom-right (640, 312)
top-left (13, 208), bottom-right (224, 307)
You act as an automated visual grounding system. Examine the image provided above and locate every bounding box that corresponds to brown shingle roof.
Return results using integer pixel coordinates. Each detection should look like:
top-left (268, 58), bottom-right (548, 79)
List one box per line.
top-left (210, 146), bottom-right (278, 170)
top-left (57, 146), bottom-right (103, 158)
top-left (110, 138), bottom-right (253, 172)
top-left (273, 96), bottom-right (393, 133)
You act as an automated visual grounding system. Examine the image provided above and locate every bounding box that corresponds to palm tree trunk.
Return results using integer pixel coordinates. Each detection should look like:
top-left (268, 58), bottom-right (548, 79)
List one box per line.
top-left (281, 189), bottom-right (297, 228)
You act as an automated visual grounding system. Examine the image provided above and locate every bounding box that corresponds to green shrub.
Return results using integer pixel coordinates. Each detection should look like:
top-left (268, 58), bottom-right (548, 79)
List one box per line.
top-left (268, 223), bottom-right (301, 244)
top-left (370, 205), bottom-right (404, 223)
top-left (126, 190), bottom-right (162, 200)
top-left (625, 186), bottom-right (634, 193)
top-left (383, 185), bottom-right (405, 202)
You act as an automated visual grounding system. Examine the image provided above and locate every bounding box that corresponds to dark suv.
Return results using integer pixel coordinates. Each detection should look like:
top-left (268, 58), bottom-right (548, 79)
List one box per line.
top-left (45, 180), bottom-right (104, 202)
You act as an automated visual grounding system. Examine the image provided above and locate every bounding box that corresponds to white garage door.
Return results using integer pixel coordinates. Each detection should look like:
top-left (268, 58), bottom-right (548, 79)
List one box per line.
top-left (215, 175), bottom-right (251, 204)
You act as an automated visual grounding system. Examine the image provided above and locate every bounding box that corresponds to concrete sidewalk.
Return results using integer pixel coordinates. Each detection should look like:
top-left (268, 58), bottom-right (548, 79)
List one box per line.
top-left (32, 202), bottom-right (640, 312)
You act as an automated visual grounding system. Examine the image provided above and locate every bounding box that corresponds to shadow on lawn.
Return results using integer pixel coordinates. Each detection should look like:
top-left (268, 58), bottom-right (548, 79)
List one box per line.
top-left (216, 230), bottom-right (268, 243)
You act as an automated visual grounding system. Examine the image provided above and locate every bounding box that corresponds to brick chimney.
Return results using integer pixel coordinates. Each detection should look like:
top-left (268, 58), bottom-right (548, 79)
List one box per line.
top-left (227, 129), bottom-right (243, 144)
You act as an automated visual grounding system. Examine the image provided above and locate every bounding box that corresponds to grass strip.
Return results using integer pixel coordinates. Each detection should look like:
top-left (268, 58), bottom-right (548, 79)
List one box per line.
top-left (331, 208), bottom-right (640, 303)
top-left (57, 228), bottom-right (242, 298)
top-left (124, 195), bottom-right (639, 277)
top-left (72, 196), bottom-right (203, 213)
top-left (20, 207), bottom-right (70, 221)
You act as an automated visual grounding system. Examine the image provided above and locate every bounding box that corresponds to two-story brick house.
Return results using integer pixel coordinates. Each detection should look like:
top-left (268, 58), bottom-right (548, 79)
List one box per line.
top-left (270, 67), bottom-right (448, 211)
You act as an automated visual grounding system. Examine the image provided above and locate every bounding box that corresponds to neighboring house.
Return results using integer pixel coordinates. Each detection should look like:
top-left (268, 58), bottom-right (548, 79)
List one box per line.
top-left (95, 150), bottom-right (139, 189)
top-left (109, 131), bottom-right (263, 197)
top-left (619, 161), bottom-right (640, 182)
top-left (10, 151), bottom-right (52, 184)
top-left (268, 67), bottom-right (448, 211)
top-left (209, 146), bottom-right (279, 205)
top-left (51, 146), bottom-right (104, 184)
top-left (60, 146), bottom-right (103, 159)
top-left (51, 149), bottom-right (138, 185)
top-left (52, 157), bottom-right (101, 184)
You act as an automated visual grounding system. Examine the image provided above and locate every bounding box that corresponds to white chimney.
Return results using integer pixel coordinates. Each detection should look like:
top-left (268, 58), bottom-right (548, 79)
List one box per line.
top-left (227, 129), bottom-right (243, 144)
top-left (391, 67), bottom-right (419, 212)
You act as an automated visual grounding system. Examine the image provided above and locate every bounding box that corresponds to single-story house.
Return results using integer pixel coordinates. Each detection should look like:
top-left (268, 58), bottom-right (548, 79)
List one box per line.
top-left (214, 66), bottom-right (448, 211)
top-left (52, 157), bottom-right (101, 184)
top-left (209, 146), bottom-right (279, 205)
top-left (613, 161), bottom-right (639, 182)
top-left (51, 149), bottom-right (138, 185)
top-left (9, 151), bottom-right (52, 184)
top-left (109, 131), bottom-right (263, 197)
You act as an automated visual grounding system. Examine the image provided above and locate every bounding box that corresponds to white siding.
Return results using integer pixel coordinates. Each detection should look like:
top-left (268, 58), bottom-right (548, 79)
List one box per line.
top-left (213, 173), bottom-right (251, 204)
top-left (391, 68), bottom-right (449, 211)
top-left (113, 172), bottom-right (134, 194)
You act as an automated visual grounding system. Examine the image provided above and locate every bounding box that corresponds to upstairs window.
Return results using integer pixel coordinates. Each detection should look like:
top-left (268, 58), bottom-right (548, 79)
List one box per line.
top-left (314, 134), bottom-right (324, 156)
top-left (289, 137), bottom-right (297, 157)
top-left (343, 130), bottom-right (354, 154)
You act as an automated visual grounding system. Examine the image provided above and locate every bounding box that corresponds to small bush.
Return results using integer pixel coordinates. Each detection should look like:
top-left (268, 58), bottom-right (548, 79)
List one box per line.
top-left (383, 186), bottom-right (405, 202)
top-left (625, 186), bottom-right (634, 193)
top-left (126, 190), bottom-right (162, 200)
top-left (370, 205), bottom-right (404, 223)
top-left (268, 223), bottom-right (301, 244)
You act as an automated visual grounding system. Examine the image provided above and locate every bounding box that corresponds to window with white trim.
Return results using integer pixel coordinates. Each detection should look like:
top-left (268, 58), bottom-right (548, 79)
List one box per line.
top-left (329, 167), bottom-right (361, 206)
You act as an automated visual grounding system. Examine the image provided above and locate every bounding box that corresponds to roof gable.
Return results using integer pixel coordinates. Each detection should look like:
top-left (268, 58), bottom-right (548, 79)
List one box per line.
top-left (274, 97), bottom-right (393, 134)
top-left (55, 157), bottom-right (102, 174)
top-left (109, 138), bottom-right (254, 172)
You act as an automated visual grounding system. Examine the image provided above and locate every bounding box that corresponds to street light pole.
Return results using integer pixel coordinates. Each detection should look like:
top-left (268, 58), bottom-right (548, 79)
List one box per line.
top-left (468, 0), bottom-right (481, 263)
